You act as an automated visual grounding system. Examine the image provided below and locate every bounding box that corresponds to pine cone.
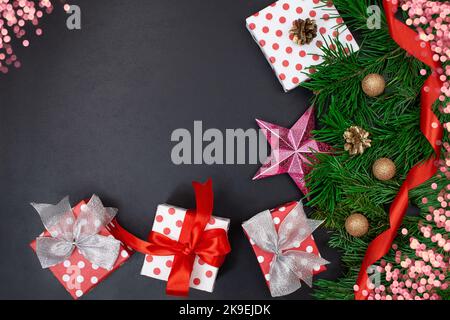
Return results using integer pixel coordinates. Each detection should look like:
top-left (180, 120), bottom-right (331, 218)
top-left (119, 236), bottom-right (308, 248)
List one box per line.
top-left (290, 18), bottom-right (318, 45)
top-left (343, 126), bottom-right (372, 155)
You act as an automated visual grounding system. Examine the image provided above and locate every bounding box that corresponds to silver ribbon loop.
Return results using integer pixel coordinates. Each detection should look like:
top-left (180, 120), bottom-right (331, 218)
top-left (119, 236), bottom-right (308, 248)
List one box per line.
top-left (243, 202), bottom-right (329, 297)
top-left (32, 195), bottom-right (121, 270)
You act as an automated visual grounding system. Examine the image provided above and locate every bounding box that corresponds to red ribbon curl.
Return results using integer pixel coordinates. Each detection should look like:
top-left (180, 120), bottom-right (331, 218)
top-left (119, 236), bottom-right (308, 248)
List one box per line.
top-left (355, 0), bottom-right (443, 300)
top-left (109, 179), bottom-right (231, 296)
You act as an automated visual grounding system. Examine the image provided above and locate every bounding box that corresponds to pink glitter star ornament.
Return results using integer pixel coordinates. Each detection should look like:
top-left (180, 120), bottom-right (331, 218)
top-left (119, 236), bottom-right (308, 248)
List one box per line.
top-left (253, 107), bottom-right (329, 196)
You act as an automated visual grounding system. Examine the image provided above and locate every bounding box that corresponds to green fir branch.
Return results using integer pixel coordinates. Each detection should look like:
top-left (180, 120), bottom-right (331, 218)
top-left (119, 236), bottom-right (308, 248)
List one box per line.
top-left (303, 0), bottom-right (450, 300)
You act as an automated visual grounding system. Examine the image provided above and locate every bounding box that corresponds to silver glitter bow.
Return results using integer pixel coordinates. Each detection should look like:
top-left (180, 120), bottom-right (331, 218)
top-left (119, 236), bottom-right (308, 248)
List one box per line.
top-left (31, 195), bottom-right (121, 270)
top-left (243, 202), bottom-right (329, 297)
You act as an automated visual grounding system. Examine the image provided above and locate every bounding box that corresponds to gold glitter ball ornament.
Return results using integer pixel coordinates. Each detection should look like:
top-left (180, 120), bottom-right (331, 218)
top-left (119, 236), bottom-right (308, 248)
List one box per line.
top-left (343, 126), bottom-right (372, 155)
top-left (362, 73), bottom-right (386, 97)
top-left (372, 158), bottom-right (396, 181)
top-left (345, 214), bottom-right (369, 237)
top-left (289, 18), bottom-right (318, 45)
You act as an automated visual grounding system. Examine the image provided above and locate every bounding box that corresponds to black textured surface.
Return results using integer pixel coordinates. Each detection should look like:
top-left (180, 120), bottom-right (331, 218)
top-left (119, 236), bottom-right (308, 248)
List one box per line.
top-left (0, 0), bottom-right (342, 300)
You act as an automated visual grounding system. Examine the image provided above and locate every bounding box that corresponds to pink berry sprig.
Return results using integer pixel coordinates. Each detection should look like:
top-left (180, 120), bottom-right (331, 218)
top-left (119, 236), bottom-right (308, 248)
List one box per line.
top-left (365, 209), bottom-right (449, 300)
top-left (359, 143), bottom-right (450, 300)
top-left (401, 0), bottom-right (450, 101)
top-left (0, 0), bottom-right (54, 74)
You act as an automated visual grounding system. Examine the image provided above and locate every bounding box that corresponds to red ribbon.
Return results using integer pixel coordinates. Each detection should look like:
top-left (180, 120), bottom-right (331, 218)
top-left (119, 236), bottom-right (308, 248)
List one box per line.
top-left (355, 0), bottom-right (443, 300)
top-left (109, 179), bottom-right (231, 296)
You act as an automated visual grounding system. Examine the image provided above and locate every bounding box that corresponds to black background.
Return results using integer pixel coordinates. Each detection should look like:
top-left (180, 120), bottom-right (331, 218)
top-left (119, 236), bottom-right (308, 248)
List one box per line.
top-left (0, 0), bottom-right (342, 300)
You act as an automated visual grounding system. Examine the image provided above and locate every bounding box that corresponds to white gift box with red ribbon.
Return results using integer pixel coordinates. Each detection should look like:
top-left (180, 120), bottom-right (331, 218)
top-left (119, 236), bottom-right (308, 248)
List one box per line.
top-left (140, 204), bottom-right (230, 293)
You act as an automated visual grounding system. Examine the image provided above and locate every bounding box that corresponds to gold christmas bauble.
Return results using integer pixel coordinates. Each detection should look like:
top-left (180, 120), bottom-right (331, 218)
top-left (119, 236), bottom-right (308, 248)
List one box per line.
top-left (372, 158), bottom-right (396, 181)
top-left (345, 213), bottom-right (369, 237)
top-left (362, 73), bottom-right (385, 97)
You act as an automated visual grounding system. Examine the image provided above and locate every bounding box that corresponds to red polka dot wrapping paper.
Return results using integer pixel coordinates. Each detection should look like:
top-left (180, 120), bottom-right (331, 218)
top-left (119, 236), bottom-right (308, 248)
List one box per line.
top-left (140, 204), bottom-right (230, 293)
top-left (244, 201), bottom-right (326, 293)
top-left (30, 201), bottom-right (133, 300)
top-left (246, 0), bottom-right (359, 92)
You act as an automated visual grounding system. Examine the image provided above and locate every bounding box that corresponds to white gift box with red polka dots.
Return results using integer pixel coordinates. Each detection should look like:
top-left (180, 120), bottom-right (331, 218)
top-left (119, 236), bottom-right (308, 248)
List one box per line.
top-left (244, 201), bottom-right (326, 292)
top-left (141, 204), bottom-right (230, 293)
top-left (246, 0), bottom-right (359, 92)
top-left (30, 201), bottom-right (133, 300)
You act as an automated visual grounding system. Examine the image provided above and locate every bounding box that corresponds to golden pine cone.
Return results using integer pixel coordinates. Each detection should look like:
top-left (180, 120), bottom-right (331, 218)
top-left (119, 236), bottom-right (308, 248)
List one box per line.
top-left (343, 126), bottom-right (372, 155)
top-left (289, 18), bottom-right (318, 45)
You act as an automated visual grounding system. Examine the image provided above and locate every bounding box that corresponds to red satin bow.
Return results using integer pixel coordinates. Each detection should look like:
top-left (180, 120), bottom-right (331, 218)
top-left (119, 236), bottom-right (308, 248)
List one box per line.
top-left (109, 179), bottom-right (231, 296)
top-left (355, 1), bottom-right (443, 300)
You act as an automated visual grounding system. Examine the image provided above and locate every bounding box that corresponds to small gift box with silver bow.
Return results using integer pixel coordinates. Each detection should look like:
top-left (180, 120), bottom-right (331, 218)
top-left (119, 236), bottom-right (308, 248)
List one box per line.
top-left (242, 201), bottom-right (328, 297)
top-left (29, 195), bottom-right (133, 299)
